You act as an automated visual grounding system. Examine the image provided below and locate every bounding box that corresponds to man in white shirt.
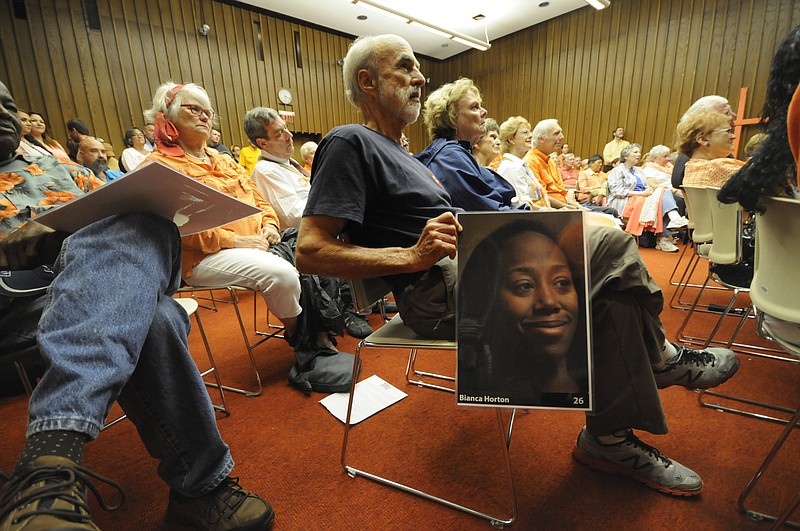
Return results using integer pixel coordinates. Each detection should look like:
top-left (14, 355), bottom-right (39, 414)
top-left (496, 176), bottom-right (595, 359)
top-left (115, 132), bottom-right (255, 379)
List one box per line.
top-left (245, 107), bottom-right (310, 230)
top-left (243, 107), bottom-right (374, 338)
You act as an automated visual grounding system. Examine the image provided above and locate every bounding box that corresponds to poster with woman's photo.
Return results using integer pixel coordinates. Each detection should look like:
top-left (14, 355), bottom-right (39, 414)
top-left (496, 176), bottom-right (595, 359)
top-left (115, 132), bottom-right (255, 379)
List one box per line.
top-left (456, 211), bottom-right (593, 411)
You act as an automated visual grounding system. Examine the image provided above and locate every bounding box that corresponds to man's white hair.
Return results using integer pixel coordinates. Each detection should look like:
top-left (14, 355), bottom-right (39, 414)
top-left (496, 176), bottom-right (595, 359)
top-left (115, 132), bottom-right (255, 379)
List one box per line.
top-left (531, 119), bottom-right (559, 148)
top-left (680, 95), bottom-right (729, 122)
top-left (300, 141), bottom-right (317, 159)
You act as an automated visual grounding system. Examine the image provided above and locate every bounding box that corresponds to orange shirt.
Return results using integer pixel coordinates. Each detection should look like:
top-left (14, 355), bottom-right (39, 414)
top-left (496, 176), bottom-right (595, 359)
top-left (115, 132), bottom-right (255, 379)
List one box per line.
top-left (523, 147), bottom-right (568, 203)
top-left (146, 149), bottom-right (280, 279)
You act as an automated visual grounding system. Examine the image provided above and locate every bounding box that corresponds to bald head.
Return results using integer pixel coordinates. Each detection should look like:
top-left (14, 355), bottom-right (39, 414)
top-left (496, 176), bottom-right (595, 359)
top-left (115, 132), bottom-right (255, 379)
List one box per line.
top-left (77, 136), bottom-right (110, 176)
top-left (0, 81), bottom-right (22, 160)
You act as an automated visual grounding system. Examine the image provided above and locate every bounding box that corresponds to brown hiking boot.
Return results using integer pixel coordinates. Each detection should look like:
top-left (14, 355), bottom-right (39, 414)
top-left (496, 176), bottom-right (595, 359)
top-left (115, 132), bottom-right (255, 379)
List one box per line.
top-left (0, 455), bottom-right (124, 530)
top-left (166, 477), bottom-right (274, 530)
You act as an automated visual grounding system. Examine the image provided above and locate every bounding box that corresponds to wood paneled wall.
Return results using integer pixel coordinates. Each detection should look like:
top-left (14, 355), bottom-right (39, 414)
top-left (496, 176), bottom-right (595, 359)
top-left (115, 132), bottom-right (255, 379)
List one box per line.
top-left (0, 0), bottom-right (417, 154)
top-left (427, 0), bottom-right (800, 158)
top-left (0, 0), bottom-right (797, 158)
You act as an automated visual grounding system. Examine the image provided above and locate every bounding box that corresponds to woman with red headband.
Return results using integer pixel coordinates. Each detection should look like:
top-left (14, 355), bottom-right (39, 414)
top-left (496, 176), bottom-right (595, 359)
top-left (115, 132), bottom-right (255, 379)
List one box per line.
top-left (142, 82), bottom-right (304, 345)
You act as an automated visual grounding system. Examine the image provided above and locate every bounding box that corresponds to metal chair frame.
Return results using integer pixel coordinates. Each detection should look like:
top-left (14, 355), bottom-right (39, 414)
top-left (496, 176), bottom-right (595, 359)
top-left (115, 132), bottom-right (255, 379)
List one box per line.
top-left (342, 277), bottom-right (517, 527)
top-left (735, 197), bottom-right (800, 529)
top-left (178, 285), bottom-right (285, 397)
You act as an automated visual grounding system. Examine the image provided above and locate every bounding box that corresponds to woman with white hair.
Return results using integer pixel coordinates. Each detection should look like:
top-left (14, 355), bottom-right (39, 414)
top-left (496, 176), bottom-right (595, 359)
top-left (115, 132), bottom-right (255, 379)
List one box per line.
top-left (643, 144), bottom-right (686, 216)
top-left (607, 144), bottom-right (688, 251)
top-left (142, 82), bottom-right (305, 344)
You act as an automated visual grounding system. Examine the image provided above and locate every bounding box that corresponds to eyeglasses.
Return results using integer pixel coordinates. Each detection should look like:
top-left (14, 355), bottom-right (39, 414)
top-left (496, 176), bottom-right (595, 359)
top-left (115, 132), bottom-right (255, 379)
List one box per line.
top-left (710, 127), bottom-right (734, 135)
top-left (180, 104), bottom-right (215, 120)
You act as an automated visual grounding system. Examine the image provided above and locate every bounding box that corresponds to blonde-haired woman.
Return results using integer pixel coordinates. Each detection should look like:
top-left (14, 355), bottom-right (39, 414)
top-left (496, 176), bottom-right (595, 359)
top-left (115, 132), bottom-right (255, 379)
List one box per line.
top-left (676, 110), bottom-right (743, 188)
top-left (495, 116), bottom-right (553, 210)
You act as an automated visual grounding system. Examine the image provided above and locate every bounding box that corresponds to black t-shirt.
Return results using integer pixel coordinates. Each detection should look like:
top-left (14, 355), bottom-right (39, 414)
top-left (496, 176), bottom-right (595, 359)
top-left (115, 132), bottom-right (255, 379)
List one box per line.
top-left (304, 124), bottom-right (458, 250)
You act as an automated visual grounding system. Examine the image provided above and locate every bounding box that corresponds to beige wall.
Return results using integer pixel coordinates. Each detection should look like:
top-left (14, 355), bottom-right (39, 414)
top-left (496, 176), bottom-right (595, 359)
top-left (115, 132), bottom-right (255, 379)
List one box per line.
top-left (1, 0), bottom-right (798, 157)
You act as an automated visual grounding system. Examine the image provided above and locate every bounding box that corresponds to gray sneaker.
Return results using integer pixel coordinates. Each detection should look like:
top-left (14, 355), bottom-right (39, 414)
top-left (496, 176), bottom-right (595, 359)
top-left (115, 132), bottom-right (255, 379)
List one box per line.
top-left (654, 344), bottom-right (740, 389)
top-left (573, 428), bottom-right (703, 496)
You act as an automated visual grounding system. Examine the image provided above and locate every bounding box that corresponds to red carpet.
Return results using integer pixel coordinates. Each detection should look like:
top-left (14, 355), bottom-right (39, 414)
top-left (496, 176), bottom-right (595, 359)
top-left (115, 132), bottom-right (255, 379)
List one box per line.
top-left (1, 241), bottom-right (798, 530)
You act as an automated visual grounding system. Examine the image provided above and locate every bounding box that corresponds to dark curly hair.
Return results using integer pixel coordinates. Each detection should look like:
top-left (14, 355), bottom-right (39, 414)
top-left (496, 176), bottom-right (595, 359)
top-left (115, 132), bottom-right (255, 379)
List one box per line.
top-left (718, 26), bottom-right (800, 212)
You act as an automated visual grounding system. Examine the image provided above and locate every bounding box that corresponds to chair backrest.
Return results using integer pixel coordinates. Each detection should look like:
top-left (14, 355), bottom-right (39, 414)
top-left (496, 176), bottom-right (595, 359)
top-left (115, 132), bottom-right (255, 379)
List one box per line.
top-left (349, 276), bottom-right (392, 314)
top-left (751, 196), bottom-right (800, 323)
top-left (682, 186), bottom-right (713, 243)
top-left (705, 187), bottom-right (742, 265)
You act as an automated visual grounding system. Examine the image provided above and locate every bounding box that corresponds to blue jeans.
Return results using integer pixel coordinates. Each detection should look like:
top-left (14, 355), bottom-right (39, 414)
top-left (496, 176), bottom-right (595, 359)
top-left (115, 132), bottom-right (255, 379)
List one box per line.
top-left (0, 213), bottom-right (232, 496)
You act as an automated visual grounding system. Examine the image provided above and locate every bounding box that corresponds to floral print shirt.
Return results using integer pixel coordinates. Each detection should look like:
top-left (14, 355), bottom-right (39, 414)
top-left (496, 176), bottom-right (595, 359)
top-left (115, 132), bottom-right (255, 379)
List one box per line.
top-left (0, 154), bottom-right (102, 241)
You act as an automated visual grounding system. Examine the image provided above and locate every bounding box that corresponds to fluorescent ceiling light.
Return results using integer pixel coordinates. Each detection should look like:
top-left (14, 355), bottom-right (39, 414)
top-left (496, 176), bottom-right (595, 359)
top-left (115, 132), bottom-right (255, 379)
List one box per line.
top-left (585, 0), bottom-right (610, 10)
top-left (409, 20), bottom-right (451, 39)
top-left (350, 0), bottom-right (491, 51)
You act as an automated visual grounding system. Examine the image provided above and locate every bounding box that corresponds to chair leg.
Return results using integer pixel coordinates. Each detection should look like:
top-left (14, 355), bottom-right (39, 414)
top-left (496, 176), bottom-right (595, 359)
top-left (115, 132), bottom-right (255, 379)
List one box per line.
top-left (13, 362), bottom-right (34, 397)
top-left (405, 348), bottom-right (455, 393)
top-left (341, 342), bottom-right (518, 527)
top-left (738, 405), bottom-right (800, 529)
top-left (192, 310), bottom-right (230, 416)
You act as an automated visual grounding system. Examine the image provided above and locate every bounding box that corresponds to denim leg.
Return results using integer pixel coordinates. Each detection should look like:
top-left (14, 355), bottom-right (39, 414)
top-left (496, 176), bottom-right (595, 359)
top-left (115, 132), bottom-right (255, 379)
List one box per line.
top-left (660, 189), bottom-right (679, 215)
top-left (28, 212), bottom-right (231, 493)
top-left (116, 296), bottom-right (232, 496)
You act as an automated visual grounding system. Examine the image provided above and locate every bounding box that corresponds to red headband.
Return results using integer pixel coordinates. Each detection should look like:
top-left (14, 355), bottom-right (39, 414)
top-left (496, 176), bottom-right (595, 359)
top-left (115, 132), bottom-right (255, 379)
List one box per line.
top-left (153, 84), bottom-right (186, 157)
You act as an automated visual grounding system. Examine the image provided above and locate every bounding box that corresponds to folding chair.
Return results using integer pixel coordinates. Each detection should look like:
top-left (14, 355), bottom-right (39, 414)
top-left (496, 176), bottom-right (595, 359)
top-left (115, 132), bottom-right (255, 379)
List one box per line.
top-left (178, 284), bottom-right (285, 397)
top-left (736, 196), bottom-right (800, 529)
top-left (669, 185), bottom-right (719, 311)
top-left (341, 277), bottom-right (517, 527)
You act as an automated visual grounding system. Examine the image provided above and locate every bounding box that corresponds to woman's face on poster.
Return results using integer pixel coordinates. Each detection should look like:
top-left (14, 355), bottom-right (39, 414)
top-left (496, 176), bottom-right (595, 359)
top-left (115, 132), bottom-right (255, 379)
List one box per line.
top-left (498, 231), bottom-right (579, 359)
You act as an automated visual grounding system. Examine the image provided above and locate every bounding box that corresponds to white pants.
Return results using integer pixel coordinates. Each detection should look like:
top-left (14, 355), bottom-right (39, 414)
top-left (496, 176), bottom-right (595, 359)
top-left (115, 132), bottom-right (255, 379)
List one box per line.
top-left (189, 248), bottom-right (302, 320)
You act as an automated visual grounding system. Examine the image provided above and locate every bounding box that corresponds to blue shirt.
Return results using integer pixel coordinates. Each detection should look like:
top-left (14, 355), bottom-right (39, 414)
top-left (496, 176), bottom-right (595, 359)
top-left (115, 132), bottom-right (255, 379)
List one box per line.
top-left (414, 138), bottom-right (517, 212)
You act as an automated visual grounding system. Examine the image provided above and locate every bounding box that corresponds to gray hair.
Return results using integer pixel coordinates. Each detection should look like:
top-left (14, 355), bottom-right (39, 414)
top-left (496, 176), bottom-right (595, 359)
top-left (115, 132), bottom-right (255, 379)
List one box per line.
top-left (680, 95), bottom-right (730, 122)
top-left (648, 144), bottom-right (671, 159)
top-left (143, 82), bottom-right (213, 124)
top-left (619, 143), bottom-right (642, 162)
top-left (300, 141), bottom-right (318, 159)
top-left (531, 119), bottom-right (559, 148)
top-left (342, 34), bottom-right (407, 108)
top-left (243, 107), bottom-right (280, 145)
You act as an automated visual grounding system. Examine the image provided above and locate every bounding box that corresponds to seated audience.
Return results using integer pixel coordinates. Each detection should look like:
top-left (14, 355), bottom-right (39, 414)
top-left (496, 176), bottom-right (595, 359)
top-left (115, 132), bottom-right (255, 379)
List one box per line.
top-left (238, 141), bottom-right (261, 175)
top-left (559, 152), bottom-right (580, 188)
top-left (231, 144), bottom-right (242, 162)
top-left (77, 136), bottom-right (124, 182)
top-left (300, 141), bottom-right (318, 173)
top-left (677, 111), bottom-right (743, 188)
top-left (297, 36), bottom-right (739, 498)
top-left (603, 126), bottom-right (630, 168)
top-left (142, 82), bottom-right (307, 350)
top-left (523, 118), bottom-right (617, 216)
top-left (557, 142), bottom-right (571, 168)
top-left (26, 111), bottom-right (70, 162)
top-left (743, 133), bottom-right (768, 159)
top-left (208, 127), bottom-right (234, 158)
top-left (576, 154), bottom-right (608, 206)
top-left (671, 95), bottom-right (735, 188)
top-left (607, 144), bottom-right (688, 251)
top-left (120, 126), bottom-right (149, 171)
top-left (103, 141), bottom-right (121, 171)
top-left (495, 115), bottom-right (553, 209)
top-left (15, 109), bottom-right (52, 158)
top-left (470, 117), bottom-right (500, 167)
top-left (66, 118), bottom-right (90, 161)
top-left (143, 122), bottom-right (155, 151)
top-left (0, 81), bottom-right (274, 530)
top-left (643, 144), bottom-right (685, 216)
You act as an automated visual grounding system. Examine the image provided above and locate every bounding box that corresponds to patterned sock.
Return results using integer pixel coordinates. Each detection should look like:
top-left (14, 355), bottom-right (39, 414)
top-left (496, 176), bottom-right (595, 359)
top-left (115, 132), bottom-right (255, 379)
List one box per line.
top-left (14, 430), bottom-right (87, 474)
